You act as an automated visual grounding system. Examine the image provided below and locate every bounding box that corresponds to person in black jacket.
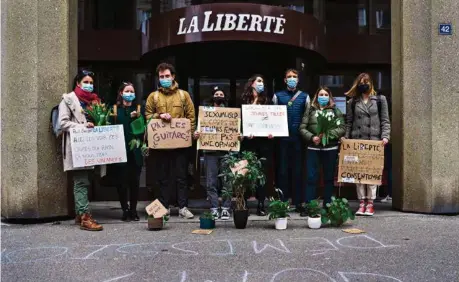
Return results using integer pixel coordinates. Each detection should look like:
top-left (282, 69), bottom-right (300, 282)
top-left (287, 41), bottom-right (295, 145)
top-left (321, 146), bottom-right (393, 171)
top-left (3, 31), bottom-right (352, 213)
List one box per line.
top-left (240, 74), bottom-right (274, 216)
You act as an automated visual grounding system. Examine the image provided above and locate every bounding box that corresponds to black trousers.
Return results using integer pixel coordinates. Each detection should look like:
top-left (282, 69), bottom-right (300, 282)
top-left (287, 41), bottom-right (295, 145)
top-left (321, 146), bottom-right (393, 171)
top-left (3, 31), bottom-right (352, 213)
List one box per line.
top-left (115, 153), bottom-right (142, 211)
top-left (155, 148), bottom-right (188, 209)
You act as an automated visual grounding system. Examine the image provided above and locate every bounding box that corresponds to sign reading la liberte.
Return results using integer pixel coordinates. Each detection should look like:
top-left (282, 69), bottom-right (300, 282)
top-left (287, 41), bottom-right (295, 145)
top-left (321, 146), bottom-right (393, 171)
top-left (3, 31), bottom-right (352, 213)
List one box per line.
top-left (177, 11), bottom-right (287, 35)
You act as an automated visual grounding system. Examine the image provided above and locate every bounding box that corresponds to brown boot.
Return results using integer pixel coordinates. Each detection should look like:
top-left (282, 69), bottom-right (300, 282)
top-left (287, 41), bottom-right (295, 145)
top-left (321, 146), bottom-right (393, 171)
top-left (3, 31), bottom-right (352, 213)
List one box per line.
top-left (80, 213), bottom-right (103, 231)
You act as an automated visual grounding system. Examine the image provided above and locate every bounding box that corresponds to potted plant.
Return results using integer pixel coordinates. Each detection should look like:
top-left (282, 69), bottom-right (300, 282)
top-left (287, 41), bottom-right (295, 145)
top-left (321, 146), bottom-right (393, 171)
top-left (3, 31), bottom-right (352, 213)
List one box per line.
top-left (199, 211), bottom-right (216, 229)
top-left (267, 189), bottom-right (294, 230)
top-left (220, 151), bottom-right (265, 229)
top-left (321, 197), bottom-right (355, 227)
top-left (147, 215), bottom-right (169, 231)
top-left (306, 200), bottom-right (323, 229)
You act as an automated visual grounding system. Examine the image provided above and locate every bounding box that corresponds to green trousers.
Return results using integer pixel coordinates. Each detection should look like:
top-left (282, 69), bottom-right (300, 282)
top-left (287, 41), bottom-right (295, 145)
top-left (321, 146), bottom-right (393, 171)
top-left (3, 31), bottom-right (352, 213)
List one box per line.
top-left (73, 170), bottom-right (90, 215)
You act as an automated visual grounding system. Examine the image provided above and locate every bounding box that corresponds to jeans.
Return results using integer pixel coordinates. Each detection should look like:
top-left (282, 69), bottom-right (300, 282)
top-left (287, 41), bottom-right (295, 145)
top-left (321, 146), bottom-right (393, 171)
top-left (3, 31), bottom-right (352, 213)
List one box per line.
top-left (115, 152), bottom-right (142, 211)
top-left (205, 154), bottom-right (231, 209)
top-left (356, 184), bottom-right (377, 200)
top-left (277, 138), bottom-right (303, 205)
top-left (73, 170), bottom-right (90, 215)
top-left (385, 143), bottom-right (392, 196)
top-left (155, 148), bottom-right (188, 209)
top-left (305, 149), bottom-right (338, 205)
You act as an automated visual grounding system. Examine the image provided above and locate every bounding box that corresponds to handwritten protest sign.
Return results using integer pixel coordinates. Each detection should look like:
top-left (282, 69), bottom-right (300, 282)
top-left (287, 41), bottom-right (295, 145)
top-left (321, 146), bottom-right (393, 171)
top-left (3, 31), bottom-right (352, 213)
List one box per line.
top-left (241, 105), bottom-right (289, 137)
top-left (147, 118), bottom-right (192, 149)
top-left (145, 199), bottom-right (168, 218)
top-left (197, 106), bottom-right (241, 151)
top-left (70, 125), bottom-right (127, 168)
top-left (338, 139), bottom-right (385, 185)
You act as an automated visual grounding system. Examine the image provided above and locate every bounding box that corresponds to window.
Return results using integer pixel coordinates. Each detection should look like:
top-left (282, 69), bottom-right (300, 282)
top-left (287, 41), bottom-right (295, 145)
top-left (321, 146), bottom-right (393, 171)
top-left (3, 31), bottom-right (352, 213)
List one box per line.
top-left (376, 9), bottom-right (390, 29)
top-left (160, 0), bottom-right (192, 13)
top-left (358, 8), bottom-right (367, 27)
top-left (94, 0), bottom-right (134, 29)
top-left (319, 75), bottom-right (344, 87)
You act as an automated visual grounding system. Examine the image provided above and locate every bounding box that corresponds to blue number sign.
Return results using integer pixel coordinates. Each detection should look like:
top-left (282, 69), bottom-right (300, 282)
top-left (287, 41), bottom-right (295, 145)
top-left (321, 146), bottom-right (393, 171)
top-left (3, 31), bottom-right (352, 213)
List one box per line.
top-left (439, 23), bottom-right (452, 35)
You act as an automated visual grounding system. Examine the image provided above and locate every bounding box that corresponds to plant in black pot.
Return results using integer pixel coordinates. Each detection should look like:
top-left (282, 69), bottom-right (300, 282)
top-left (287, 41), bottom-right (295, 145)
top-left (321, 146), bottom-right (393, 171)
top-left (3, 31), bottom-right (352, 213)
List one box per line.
top-left (199, 211), bottom-right (216, 229)
top-left (147, 215), bottom-right (169, 231)
top-left (306, 199), bottom-right (323, 229)
top-left (321, 197), bottom-right (355, 227)
top-left (219, 151), bottom-right (265, 229)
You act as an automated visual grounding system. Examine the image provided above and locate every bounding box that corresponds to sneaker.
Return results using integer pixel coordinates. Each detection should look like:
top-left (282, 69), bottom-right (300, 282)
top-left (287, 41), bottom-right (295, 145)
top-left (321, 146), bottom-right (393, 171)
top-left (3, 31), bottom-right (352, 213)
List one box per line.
top-left (179, 207), bottom-right (194, 219)
top-left (210, 208), bottom-right (219, 219)
top-left (220, 209), bottom-right (230, 220)
top-left (381, 196), bottom-right (392, 203)
top-left (166, 208), bottom-right (171, 216)
top-left (364, 203), bottom-right (375, 216)
top-left (356, 201), bottom-right (366, 215)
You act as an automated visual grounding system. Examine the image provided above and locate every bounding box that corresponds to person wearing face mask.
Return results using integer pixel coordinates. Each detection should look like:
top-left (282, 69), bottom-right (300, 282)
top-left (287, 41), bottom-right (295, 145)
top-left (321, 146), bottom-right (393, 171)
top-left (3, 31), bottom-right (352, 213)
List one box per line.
top-left (299, 87), bottom-right (345, 214)
top-left (58, 69), bottom-right (103, 231)
top-left (272, 69), bottom-right (310, 211)
top-left (342, 73), bottom-right (391, 216)
top-left (194, 86), bottom-right (232, 220)
top-left (145, 63), bottom-right (196, 219)
top-left (110, 82), bottom-right (144, 221)
top-left (240, 74), bottom-right (274, 216)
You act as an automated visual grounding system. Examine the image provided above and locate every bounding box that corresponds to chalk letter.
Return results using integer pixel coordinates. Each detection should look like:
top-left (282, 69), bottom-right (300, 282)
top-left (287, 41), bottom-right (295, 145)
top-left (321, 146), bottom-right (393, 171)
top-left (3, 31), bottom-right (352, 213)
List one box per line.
top-left (252, 239), bottom-right (291, 254)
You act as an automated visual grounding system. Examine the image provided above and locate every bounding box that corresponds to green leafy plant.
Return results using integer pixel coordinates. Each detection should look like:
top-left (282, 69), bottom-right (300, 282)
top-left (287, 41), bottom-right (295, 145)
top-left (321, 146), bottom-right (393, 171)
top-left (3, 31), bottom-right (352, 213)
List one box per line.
top-left (86, 102), bottom-right (112, 126)
top-left (219, 151), bottom-right (266, 211)
top-left (306, 199), bottom-right (323, 218)
top-left (128, 117), bottom-right (153, 156)
top-left (321, 197), bottom-right (355, 226)
top-left (267, 189), bottom-right (294, 220)
top-left (200, 211), bottom-right (216, 220)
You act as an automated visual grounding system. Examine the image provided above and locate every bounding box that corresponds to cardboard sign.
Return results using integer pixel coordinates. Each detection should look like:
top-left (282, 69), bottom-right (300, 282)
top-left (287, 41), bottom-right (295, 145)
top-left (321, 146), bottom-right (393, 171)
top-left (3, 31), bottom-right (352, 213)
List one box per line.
top-left (197, 106), bottom-right (241, 151)
top-left (338, 139), bottom-right (385, 185)
top-left (70, 125), bottom-right (127, 168)
top-left (145, 199), bottom-right (168, 218)
top-left (241, 105), bottom-right (289, 137)
top-left (192, 229), bottom-right (214, 235)
top-left (230, 159), bottom-right (248, 176)
top-left (147, 118), bottom-right (192, 149)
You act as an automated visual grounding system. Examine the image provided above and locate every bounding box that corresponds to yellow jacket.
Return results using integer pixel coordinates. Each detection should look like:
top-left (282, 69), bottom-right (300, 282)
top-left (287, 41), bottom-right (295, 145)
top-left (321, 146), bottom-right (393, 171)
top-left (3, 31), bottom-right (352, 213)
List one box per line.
top-left (145, 81), bottom-right (196, 131)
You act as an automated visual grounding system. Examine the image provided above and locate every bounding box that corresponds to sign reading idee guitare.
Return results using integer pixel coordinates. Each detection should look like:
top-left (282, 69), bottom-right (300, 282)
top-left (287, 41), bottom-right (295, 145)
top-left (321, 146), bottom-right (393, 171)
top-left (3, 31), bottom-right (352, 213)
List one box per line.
top-left (177, 11), bottom-right (286, 35)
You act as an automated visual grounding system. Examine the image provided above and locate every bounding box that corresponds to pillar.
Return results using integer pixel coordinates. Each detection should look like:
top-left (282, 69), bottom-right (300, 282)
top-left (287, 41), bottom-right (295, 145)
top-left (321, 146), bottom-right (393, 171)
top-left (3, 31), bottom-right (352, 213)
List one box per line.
top-left (391, 0), bottom-right (459, 213)
top-left (1, 0), bottom-right (78, 219)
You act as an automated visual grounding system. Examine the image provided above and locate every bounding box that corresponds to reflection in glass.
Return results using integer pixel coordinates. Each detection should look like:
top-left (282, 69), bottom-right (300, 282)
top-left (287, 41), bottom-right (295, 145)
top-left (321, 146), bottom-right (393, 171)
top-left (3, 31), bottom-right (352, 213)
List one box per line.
top-left (358, 8), bottom-right (367, 27)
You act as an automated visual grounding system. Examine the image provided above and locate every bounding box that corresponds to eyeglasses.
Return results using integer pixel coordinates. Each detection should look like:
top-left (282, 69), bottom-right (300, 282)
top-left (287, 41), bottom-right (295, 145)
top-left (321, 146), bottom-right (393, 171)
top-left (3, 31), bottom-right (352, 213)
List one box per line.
top-left (82, 70), bottom-right (94, 76)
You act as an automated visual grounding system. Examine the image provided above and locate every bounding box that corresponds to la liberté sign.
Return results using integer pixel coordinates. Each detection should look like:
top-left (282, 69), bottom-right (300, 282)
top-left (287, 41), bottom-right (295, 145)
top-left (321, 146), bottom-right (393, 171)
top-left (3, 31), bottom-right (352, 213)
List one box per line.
top-left (177, 11), bottom-right (286, 35)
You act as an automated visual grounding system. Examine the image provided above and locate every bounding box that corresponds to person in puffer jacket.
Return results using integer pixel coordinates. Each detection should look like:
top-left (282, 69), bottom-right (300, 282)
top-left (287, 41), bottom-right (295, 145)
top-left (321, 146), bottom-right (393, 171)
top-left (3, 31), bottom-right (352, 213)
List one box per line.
top-left (299, 86), bottom-right (345, 216)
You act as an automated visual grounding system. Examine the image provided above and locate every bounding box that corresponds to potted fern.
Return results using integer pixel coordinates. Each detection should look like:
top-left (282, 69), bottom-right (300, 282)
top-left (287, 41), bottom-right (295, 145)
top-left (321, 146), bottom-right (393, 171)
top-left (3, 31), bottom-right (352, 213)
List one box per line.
top-left (199, 211), bottom-right (216, 229)
top-left (306, 200), bottom-right (323, 229)
top-left (147, 215), bottom-right (169, 231)
top-left (268, 189), bottom-right (294, 230)
top-left (220, 151), bottom-right (265, 229)
top-left (321, 197), bottom-right (355, 227)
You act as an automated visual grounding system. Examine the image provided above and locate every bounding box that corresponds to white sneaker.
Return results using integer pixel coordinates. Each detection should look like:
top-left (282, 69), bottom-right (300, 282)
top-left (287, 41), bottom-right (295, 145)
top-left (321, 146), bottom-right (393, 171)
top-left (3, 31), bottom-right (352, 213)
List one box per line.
top-left (179, 207), bottom-right (194, 219)
top-left (210, 208), bottom-right (219, 219)
top-left (220, 209), bottom-right (230, 220)
top-left (381, 196), bottom-right (392, 203)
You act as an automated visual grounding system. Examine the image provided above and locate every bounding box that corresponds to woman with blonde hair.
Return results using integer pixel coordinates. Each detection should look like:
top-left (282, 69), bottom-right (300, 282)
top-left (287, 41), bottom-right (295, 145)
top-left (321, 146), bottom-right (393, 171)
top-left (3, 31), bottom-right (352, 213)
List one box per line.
top-left (299, 86), bottom-right (345, 215)
top-left (341, 73), bottom-right (391, 216)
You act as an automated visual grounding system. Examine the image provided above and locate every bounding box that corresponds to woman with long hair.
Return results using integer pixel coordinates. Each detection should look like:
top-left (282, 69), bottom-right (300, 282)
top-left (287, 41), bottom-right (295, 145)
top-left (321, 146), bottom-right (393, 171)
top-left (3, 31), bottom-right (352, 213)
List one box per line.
top-left (342, 73), bottom-right (391, 216)
top-left (111, 82), bottom-right (144, 221)
top-left (299, 87), bottom-right (345, 215)
top-left (240, 74), bottom-right (274, 216)
top-left (58, 69), bottom-right (103, 231)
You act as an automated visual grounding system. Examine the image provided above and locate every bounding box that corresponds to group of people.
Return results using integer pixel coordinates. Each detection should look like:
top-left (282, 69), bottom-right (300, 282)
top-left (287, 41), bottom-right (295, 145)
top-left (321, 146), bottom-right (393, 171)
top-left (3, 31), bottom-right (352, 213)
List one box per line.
top-left (58, 63), bottom-right (391, 231)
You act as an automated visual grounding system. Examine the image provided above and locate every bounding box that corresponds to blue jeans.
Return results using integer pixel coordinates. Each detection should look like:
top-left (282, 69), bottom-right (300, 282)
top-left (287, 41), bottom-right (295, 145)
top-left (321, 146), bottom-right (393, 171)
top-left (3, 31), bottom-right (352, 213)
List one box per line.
top-left (277, 138), bottom-right (303, 206)
top-left (305, 149), bottom-right (338, 205)
top-left (205, 154), bottom-right (231, 209)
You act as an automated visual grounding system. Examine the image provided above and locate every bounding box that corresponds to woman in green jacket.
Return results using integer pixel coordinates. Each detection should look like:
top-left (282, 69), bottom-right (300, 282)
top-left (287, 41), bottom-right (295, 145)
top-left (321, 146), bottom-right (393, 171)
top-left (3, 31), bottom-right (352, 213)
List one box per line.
top-left (112, 82), bottom-right (144, 221)
top-left (299, 86), bottom-right (345, 211)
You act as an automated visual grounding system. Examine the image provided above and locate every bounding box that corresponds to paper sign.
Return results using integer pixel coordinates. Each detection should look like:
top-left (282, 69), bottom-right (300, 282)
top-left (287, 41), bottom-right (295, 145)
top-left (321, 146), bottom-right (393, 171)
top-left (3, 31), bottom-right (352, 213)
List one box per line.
top-left (192, 229), bottom-right (214, 235)
top-left (147, 118), bottom-right (192, 149)
top-left (70, 125), bottom-right (127, 168)
top-left (197, 106), bottom-right (241, 151)
top-left (230, 160), bottom-right (248, 176)
top-left (242, 105), bottom-right (289, 137)
top-left (145, 199), bottom-right (168, 218)
top-left (338, 139), bottom-right (385, 185)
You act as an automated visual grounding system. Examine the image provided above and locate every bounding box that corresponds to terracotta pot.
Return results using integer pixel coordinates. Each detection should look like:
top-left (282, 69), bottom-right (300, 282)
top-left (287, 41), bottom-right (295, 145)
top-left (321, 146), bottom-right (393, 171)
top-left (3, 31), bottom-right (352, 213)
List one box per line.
top-left (147, 217), bottom-right (163, 231)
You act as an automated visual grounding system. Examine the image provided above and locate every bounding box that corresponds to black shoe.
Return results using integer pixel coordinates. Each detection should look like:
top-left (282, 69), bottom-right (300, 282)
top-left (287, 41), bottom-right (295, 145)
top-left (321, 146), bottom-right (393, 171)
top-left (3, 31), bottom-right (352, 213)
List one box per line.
top-left (256, 207), bottom-right (267, 216)
top-left (121, 210), bottom-right (130, 222)
top-left (130, 210), bottom-right (140, 221)
top-left (300, 210), bottom-right (308, 217)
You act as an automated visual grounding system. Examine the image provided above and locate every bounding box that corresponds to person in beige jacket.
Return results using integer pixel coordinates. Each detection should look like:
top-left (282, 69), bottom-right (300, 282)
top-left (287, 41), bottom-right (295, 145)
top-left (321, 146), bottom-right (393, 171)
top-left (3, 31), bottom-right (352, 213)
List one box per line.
top-left (58, 70), bottom-right (103, 231)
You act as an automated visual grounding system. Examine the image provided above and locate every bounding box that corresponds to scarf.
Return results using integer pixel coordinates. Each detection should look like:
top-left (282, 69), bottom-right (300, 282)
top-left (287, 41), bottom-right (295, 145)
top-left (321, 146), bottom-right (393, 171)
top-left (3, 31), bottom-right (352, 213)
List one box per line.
top-left (74, 86), bottom-right (100, 105)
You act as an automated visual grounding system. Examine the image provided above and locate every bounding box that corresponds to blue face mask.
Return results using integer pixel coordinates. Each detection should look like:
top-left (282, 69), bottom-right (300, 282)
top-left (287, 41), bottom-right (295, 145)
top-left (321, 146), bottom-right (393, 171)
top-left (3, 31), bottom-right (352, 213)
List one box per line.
top-left (255, 82), bottom-right (264, 93)
top-left (159, 78), bottom-right (172, 88)
top-left (81, 83), bottom-right (93, 92)
top-left (122, 92), bottom-right (135, 102)
top-left (286, 78), bottom-right (298, 89)
top-left (318, 96), bottom-right (330, 107)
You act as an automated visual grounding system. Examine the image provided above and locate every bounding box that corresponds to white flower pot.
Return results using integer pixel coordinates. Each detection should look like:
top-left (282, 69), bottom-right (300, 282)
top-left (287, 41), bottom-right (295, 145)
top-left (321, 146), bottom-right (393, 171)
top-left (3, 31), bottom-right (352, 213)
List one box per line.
top-left (308, 216), bottom-right (322, 229)
top-left (275, 218), bottom-right (288, 230)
